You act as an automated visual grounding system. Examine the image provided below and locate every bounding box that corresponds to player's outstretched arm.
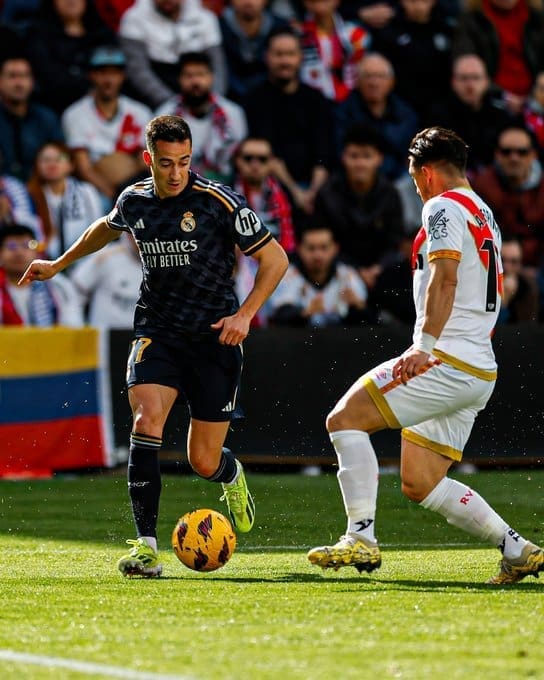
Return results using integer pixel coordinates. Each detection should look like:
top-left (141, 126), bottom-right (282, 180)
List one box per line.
top-left (18, 218), bottom-right (119, 285)
top-left (211, 239), bottom-right (289, 345)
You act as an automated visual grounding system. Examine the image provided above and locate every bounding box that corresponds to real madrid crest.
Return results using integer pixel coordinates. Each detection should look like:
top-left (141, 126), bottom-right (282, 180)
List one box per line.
top-left (180, 211), bottom-right (196, 232)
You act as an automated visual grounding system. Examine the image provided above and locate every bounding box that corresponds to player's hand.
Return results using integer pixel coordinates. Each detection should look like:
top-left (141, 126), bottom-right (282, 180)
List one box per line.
top-left (18, 259), bottom-right (59, 285)
top-left (211, 313), bottom-right (251, 345)
top-left (392, 348), bottom-right (430, 384)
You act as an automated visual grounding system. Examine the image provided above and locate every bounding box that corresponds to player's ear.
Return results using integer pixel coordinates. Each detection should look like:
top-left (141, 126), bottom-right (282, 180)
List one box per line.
top-left (142, 150), bottom-right (152, 167)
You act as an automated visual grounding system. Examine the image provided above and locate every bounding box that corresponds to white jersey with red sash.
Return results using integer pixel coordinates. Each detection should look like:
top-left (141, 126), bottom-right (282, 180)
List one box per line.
top-left (411, 187), bottom-right (503, 376)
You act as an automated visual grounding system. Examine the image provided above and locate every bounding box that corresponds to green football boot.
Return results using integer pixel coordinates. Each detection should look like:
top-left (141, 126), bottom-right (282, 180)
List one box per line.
top-left (118, 538), bottom-right (162, 578)
top-left (220, 461), bottom-right (255, 533)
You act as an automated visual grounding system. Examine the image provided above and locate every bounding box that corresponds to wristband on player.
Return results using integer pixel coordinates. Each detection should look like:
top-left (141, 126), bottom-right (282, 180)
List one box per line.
top-left (414, 332), bottom-right (437, 354)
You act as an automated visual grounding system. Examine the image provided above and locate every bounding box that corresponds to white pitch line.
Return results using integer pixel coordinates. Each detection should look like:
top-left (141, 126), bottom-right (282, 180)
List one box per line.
top-left (0, 650), bottom-right (193, 680)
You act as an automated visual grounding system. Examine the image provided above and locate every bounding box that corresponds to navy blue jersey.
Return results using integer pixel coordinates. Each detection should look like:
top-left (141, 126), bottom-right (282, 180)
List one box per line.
top-left (107, 172), bottom-right (272, 336)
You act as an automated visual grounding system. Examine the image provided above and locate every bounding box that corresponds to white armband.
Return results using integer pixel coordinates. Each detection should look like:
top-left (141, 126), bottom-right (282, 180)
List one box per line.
top-left (414, 332), bottom-right (437, 354)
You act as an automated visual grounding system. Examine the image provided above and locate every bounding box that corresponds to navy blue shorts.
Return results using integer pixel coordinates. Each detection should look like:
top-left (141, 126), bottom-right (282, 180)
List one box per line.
top-left (126, 334), bottom-right (243, 422)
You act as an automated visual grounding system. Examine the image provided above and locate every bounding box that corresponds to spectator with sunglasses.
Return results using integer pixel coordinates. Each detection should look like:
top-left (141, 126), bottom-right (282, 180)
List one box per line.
top-left (232, 136), bottom-right (295, 326)
top-left (472, 125), bottom-right (544, 267)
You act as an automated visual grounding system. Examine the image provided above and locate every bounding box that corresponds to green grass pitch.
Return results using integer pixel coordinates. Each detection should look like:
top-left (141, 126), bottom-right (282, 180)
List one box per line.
top-left (0, 469), bottom-right (543, 679)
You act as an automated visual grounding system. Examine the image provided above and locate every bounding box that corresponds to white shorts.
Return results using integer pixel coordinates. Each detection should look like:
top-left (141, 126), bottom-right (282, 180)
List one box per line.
top-left (362, 355), bottom-right (495, 461)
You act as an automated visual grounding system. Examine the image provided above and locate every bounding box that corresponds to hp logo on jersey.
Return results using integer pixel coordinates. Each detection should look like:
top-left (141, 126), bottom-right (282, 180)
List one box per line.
top-left (235, 208), bottom-right (262, 236)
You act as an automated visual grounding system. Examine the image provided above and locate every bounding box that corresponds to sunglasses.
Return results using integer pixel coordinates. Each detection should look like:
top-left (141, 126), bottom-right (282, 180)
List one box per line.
top-left (240, 154), bottom-right (270, 164)
top-left (497, 147), bottom-right (532, 156)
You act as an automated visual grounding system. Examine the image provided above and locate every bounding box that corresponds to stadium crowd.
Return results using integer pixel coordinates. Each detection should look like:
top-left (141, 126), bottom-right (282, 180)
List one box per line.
top-left (2, 0), bottom-right (544, 328)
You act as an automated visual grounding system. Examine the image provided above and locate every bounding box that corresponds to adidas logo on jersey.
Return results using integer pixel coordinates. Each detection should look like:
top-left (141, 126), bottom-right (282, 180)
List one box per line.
top-left (133, 218), bottom-right (146, 230)
top-left (221, 401), bottom-right (235, 412)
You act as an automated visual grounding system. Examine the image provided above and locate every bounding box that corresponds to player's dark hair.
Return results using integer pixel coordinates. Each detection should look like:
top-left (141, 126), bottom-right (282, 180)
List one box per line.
top-left (408, 127), bottom-right (468, 173)
top-left (145, 115), bottom-right (192, 154)
top-left (0, 224), bottom-right (36, 248)
top-left (177, 51), bottom-right (212, 73)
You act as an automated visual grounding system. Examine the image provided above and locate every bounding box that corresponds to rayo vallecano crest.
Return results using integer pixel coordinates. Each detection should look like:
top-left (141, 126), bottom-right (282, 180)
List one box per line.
top-left (180, 211), bottom-right (196, 232)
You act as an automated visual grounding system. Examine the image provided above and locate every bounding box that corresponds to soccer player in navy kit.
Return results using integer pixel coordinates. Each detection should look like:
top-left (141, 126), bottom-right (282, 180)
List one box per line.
top-left (19, 115), bottom-right (289, 577)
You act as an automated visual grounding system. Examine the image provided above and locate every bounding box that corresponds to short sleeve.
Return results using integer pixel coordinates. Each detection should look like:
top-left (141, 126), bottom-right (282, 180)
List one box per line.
top-left (232, 205), bottom-right (272, 256)
top-left (423, 196), bottom-right (464, 263)
top-left (106, 190), bottom-right (131, 232)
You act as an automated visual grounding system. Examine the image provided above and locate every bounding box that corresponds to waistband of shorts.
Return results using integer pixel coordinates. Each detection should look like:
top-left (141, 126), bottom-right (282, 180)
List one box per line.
top-left (432, 349), bottom-right (497, 381)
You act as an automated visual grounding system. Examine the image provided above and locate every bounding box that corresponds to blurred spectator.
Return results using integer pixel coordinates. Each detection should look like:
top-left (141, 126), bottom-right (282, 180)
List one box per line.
top-left (472, 125), bottom-right (544, 267)
top-left (269, 225), bottom-right (367, 326)
top-left (313, 124), bottom-right (404, 290)
top-left (70, 232), bottom-right (142, 328)
top-left (339, 0), bottom-right (395, 30)
top-left (62, 45), bottom-right (151, 202)
top-left (27, 0), bottom-right (115, 115)
top-left (119, 0), bottom-right (227, 108)
top-left (155, 51), bottom-right (246, 183)
top-left (368, 230), bottom-right (416, 324)
top-left (95, 0), bottom-right (135, 30)
top-left (298, 0), bottom-right (370, 104)
top-left (244, 27), bottom-right (334, 220)
top-left (0, 151), bottom-right (41, 235)
top-left (0, 223), bottom-right (83, 326)
top-left (453, 0), bottom-right (544, 110)
top-left (233, 136), bottom-right (296, 326)
top-left (0, 54), bottom-right (63, 182)
top-left (219, 0), bottom-right (290, 102)
top-left (371, 0), bottom-right (453, 121)
top-left (523, 71), bottom-right (544, 154)
top-left (497, 236), bottom-right (538, 323)
top-left (27, 141), bottom-right (104, 259)
top-left (335, 52), bottom-right (419, 181)
top-left (428, 54), bottom-right (514, 173)
top-left (233, 137), bottom-right (296, 252)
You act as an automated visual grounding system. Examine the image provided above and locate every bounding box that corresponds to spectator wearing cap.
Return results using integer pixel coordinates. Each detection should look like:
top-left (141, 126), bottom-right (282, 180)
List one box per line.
top-left (155, 51), bottom-right (246, 183)
top-left (0, 54), bottom-right (63, 182)
top-left (119, 0), bottom-right (227, 109)
top-left (62, 45), bottom-right (152, 202)
top-left (27, 0), bottom-right (115, 115)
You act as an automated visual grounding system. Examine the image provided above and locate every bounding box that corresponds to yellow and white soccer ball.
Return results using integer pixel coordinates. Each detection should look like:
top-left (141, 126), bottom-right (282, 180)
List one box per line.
top-left (172, 508), bottom-right (236, 572)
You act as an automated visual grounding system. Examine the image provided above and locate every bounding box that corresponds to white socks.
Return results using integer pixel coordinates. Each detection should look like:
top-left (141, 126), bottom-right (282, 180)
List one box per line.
top-left (420, 477), bottom-right (527, 559)
top-left (330, 429), bottom-right (379, 544)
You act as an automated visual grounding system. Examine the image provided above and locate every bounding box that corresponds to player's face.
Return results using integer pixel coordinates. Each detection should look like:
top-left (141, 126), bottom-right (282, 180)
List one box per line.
top-left (342, 144), bottom-right (383, 185)
top-left (298, 230), bottom-right (338, 273)
top-left (408, 160), bottom-right (433, 203)
top-left (0, 235), bottom-right (39, 278)
top-left (266, 36), bottom-right (302, 84)
top-left (144, 139), bottom-right (192, 199)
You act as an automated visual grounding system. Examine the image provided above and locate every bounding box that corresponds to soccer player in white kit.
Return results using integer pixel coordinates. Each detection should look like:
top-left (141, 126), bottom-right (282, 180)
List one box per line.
top-left (308, 127), bottom-right (544, 584)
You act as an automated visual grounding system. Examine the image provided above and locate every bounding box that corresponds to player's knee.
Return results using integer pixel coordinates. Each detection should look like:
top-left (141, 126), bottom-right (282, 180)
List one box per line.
top-left (326, 407), bottom-right (352, 433)
top-left (401, 475), bottom-right (431, 503)
top-left (133, 411), bottom-right (164, 436)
